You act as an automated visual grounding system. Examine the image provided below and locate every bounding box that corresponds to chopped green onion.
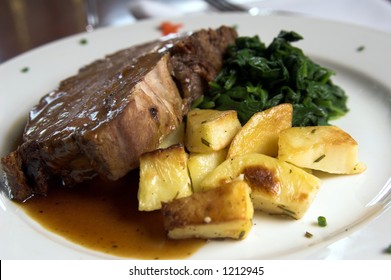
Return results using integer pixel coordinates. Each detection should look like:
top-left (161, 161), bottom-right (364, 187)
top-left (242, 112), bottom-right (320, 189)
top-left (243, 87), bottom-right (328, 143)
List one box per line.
top-left (356, 45), bottom-right (365, 52)
top-left (317, 216), bottom-right (327, 227)
top-left (20, 67), bottom-right (29, 73)
top-left (79, 38), bottom-right (88, 45)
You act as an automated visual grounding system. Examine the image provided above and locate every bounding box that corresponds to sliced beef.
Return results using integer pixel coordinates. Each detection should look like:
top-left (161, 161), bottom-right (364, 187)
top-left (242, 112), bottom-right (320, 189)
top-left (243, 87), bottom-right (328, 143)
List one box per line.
top-left (1, 26), bottom-right (238, 201)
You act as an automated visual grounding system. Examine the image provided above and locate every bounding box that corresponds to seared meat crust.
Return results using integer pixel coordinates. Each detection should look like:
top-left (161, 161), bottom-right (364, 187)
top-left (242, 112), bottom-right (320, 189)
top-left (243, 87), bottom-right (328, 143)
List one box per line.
top-left (0, 26), bottom-right (237, 201)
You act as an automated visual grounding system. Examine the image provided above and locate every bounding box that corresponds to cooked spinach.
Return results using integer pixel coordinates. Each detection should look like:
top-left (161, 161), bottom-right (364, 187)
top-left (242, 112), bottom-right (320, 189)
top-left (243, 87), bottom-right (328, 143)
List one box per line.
top-left (195, 31), bottom-right (349, 126)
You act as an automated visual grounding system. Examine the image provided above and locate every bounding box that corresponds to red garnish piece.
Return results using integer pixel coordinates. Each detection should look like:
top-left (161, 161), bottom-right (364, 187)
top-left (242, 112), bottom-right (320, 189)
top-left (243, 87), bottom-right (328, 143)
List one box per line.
top-left (159, 21), bottom-right (183, 36)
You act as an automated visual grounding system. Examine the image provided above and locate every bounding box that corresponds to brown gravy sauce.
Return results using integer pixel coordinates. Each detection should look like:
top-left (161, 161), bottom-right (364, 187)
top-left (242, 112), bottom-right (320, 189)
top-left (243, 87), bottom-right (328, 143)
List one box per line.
top-left (19, 170), bottom-right (206, 259)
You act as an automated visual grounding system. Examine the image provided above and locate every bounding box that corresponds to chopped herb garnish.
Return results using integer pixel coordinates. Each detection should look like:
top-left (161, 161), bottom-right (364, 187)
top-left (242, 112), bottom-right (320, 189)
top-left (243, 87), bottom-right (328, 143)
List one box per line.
top-left (196, 31), bottom-right (349, 126)
top-left (317, 216), bottom-right (327, 227)
top-left (277, 205), bottom-right (297, 219)
top-left (305, 231), bottom-right (313, 238)
top-left (21, 67), bottom-right (29, 73)
top-left (356, 45), bottom-right (365, 52)
top-left (314, 154), bottom-right (326, 163)
top-left (385, 244), bottom-right (391, 254)
top-left (277, 204), bottom-right (295, 214)
top-left (201, 138), bottom-right (211, 147)
top-left (79, 38), bottom-right (88, 45)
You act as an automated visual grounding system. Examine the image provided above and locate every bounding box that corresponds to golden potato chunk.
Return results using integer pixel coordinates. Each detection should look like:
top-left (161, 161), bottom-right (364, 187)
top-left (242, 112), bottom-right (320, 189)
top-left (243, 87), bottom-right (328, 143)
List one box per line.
top-left (278, 126), bottom-right (366, 174)
top-left (187, 149), bottom-right (227, 192)
top-left (162, 180), bottom-right (253, 240)
top-left (200, 153), bottom-right (321, 219)
top-left (227, 104), bottom-right (292, 158)
top-left (138, 145), bottom-right (192, 211)
top-left (185, 109), bottom-right (241, 153)
top-left (158, 122), bottom-right (185, 149)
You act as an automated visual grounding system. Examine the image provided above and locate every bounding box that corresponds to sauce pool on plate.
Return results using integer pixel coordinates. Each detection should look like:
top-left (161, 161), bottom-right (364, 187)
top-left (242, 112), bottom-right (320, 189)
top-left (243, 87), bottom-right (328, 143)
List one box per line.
top-left (18, 170), bottom-right (205, 259)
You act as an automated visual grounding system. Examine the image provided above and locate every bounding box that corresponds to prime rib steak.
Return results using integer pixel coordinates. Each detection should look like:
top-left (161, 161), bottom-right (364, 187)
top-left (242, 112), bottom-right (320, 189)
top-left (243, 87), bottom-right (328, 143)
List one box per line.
top-left (1, 26), bottom-right (238, 201)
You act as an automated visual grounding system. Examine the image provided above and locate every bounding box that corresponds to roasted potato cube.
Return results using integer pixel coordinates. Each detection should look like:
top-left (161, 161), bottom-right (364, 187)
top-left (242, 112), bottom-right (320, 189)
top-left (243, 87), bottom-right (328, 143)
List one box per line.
top-left (185, 109), bottom-right (241, 153)
top-left (158, 122), bottom-right (185, 149)
top-left (138, 145), bottom-right (192, 211)
top-left (162, 180), bottom-right (253, 240)
top-left (278, 126), bottom-right (366, 174)
top-left (227, 104), bottom-right (292, 158)
top-left (201, 153), bottom-right (321, 219)
top-left (187, 149), bottom-right (227, 192)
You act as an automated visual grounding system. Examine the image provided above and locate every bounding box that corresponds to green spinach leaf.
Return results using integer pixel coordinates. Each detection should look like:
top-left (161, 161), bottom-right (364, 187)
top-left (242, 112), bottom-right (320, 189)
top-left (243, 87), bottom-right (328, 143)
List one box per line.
top-left (197, 31), bottom-right (349, 126)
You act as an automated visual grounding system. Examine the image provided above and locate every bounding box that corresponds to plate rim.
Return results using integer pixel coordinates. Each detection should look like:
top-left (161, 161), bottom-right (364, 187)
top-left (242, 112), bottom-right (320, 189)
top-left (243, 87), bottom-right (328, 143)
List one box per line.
top-left (1, 12), bottom-right (390, 260)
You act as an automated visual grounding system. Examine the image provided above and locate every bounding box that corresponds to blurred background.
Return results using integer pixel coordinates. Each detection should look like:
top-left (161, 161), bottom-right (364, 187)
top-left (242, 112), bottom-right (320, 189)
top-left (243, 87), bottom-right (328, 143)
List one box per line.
top-left (0, 0), bottom-right (134, 62)
top-left (1, 0), bottom-right (391, 63)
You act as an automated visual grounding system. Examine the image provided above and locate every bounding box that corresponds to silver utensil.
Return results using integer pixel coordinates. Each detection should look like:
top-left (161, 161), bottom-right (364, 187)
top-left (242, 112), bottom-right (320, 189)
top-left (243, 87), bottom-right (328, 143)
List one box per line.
top-left (204, 0), bottom-right (248, 12)
top-left (203, 0), bottom-right (275, 16)
top-left (203, 0), bottom-right (302, 17)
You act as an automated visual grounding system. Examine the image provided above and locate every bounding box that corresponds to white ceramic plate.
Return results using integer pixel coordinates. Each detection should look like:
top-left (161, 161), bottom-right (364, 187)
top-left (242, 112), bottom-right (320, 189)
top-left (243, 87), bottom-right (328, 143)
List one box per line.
top-left (0, 13), bottom-right (390, 260)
